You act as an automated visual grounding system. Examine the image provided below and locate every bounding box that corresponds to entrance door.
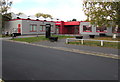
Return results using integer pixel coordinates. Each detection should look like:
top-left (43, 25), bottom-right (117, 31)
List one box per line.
top-left (18, 24), bottom-right (21, 33)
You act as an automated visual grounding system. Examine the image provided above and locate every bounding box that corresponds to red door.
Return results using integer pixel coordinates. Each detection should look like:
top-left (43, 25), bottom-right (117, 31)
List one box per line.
top-left (18, 24), bottom-right (21, 33)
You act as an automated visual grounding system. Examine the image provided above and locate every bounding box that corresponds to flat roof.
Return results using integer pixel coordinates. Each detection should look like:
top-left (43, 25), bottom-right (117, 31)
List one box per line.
top-left (8, 18), bottom-right (54, 22)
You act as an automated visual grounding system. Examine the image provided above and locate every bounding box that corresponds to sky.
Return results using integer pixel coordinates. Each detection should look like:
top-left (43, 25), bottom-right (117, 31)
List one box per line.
top-left (11, 0), bottom-right (87, 21)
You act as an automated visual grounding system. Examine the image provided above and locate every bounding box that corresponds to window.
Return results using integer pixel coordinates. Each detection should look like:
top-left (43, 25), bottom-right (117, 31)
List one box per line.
top-left (40, 25), bottom-right (43, 31)
top-left (56, 25), bottom-right (60, 28)
top-left (51, 25), bottom-right (54, 32)
top-left (112, 27), bottom-right (120, 33)
top-left (40, 25), bottom-right (45, 32)
top-left (30, 24), bottom-right (37, 32)
top-left (83, 25), bottom-right (92, 32)
top-left (43, 26), bottom-right (45, 31)
top-left (30, 25), bottom-right (33, 31)
top-left (96, 26), bottom-right (107, 33)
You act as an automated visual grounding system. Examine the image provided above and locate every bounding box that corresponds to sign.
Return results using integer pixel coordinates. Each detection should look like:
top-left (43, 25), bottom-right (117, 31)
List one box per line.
top-left (46, 24), bottom-right (51, 28)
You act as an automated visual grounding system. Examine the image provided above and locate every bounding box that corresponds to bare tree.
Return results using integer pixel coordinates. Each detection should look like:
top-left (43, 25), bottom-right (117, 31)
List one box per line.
top-left (0, 0), bottom-right (13, 30)
top-left (0, 0), bottom-right (13, 14)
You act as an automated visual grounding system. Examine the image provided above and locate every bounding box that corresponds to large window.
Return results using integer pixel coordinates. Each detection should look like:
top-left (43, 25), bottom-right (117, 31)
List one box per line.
top-left (83, 25), bottom-right (92, 32)
top-left (96, 26), bottom-right (107, 33)
top-left (30, 24), bottom-right (37, 32)
top-left (56, 25), bottom-right (60, 28)
top-left (40, 25), bottom-right (45, 32)
top-left (112, 27), bottom-right (120, 33)
top-left (51, 25), bottom-right (54, 32)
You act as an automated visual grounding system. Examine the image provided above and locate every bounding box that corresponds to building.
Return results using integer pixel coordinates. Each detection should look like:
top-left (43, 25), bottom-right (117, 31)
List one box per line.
top-left (55, 21), bottom-right (120, 36)
top-left (55, 21), bottom-right (80, 34)
top-left (5, 18), bottom-right (56, 35)
top-left (4, 18), bottom-right (120, 36)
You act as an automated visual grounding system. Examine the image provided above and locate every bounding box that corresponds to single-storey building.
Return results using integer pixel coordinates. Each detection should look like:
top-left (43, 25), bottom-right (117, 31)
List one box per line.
top-left (4, 18), bottom-right (120, 36)
top-left (55, 21), bottom-right (120, 36)
top-left (5, 18), bottom-right (56, 35)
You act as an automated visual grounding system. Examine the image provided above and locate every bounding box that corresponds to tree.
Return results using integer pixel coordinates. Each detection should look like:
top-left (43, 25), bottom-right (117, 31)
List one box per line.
top-left (42, 14), bottom-right (52, 20)
top-left (72, 19), bottom-right (77, 21)
top-left (35, 13), bottom-right (43, 19)
top-left (46, 14), bottom-right (52, 19)
top-left (35, 13), bottom-right (52, 20)
top-left (0, 0), bottom-right (13, 30)
top-left (83, 1), bottom-right (120, 28)
top-left (0, 0), bottom-right (12, 14)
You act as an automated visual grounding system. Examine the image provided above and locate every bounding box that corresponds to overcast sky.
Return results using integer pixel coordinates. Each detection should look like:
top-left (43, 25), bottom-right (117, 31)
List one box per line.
top-left (11, 0), bottom-right (87, 21)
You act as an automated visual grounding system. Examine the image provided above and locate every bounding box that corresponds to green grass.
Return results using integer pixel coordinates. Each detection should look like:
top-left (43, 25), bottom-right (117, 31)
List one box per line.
top-left (69, 41), bottom-right (120, 49)
top-left (0, 34), bottom-right (11, 37)
top-left (93, 36), bottom-right (120, 41)
top-left (11, 35), bottom-right (74, 43)
top-left (11, 36), bottom-right (49, 43)
top-left (52, 35), bottom-right (74, 39)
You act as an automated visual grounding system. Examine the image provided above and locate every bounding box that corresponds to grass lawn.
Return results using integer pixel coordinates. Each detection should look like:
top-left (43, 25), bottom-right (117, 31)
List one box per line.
top-left (69, 40), bottom-right (120, 49)
top-left (52, 35), bottom-right (74, 39)
top-left (11, 35), bottom-right (74, 43)
top-left (67, 36), bottom-right (120, 49)
top-left (92, 36), bottom-right (120, 41)
top-left (0, 34), bottom-right (11, 38)
top-left (11, 36), bottom-right (49, 43)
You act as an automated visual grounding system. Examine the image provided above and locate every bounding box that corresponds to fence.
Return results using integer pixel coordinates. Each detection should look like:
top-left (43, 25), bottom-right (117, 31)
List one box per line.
top-left (66, 38), bottom-right (120, 46)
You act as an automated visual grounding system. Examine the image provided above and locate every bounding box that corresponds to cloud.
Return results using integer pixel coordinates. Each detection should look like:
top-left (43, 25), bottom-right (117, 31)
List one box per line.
top-left (12, 0), bottom-right (23, 4)
top-left (50, 4), bottom-right (87, 21)
top-left (10, 8), bottom-right (20, 13)
top-left (31, 0), bottom-right (52, 3)
top-left (11, 0), bottom-right (87, 21)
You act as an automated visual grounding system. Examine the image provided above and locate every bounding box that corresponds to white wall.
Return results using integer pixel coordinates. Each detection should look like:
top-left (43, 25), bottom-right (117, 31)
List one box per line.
top-left (5, 19), bottom-right (55, 35)
top-left (22, 20), bottom-right (55, 35)
top-left (22, 20), bottom-right (41, 35)
top-left (5, 20), bottom-right (22, 34)
top-left (80, 22), bottom-right (99, 35)
top-left (106, 27), bottom-right (120, 36)
top-left (80, 22), bottom-right (120, 36)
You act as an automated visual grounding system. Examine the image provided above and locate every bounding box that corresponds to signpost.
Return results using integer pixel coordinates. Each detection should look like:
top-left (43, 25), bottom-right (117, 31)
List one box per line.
top-left (45, 24), bottom-right (58, 42)
top-left (45, 24), bottom-right (51, 38)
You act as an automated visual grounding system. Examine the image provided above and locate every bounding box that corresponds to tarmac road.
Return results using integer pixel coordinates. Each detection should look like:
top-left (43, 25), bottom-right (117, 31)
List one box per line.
top-left (2, 40), bottom-right (119, 80)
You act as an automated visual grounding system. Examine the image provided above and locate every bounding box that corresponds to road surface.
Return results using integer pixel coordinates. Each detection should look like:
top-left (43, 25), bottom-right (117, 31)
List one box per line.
top-left (2, 40), bottom-right (119, 80)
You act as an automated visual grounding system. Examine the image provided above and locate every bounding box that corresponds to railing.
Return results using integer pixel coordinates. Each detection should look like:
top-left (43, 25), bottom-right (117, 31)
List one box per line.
top-left (66, 38), bottom-right (120, 46)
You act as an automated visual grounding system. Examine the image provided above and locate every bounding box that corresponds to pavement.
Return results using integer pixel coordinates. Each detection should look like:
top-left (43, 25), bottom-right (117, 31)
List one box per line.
top-left (32, 38), bottom-right (119, 59)
top-left (33, 39), bottom-right (119, 55)
top-left (0, 35), bottom-right (44, 39)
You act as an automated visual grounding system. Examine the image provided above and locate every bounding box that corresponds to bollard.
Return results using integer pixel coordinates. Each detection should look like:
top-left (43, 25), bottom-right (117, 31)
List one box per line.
top-left (101, 40), bottom-right (104, 46)
top-left (66, 38), bottom-right (69, 44)
top-left (81, 39), bottom-right (84, 44)
top-left (12, 33), bottom-right (14, 39)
